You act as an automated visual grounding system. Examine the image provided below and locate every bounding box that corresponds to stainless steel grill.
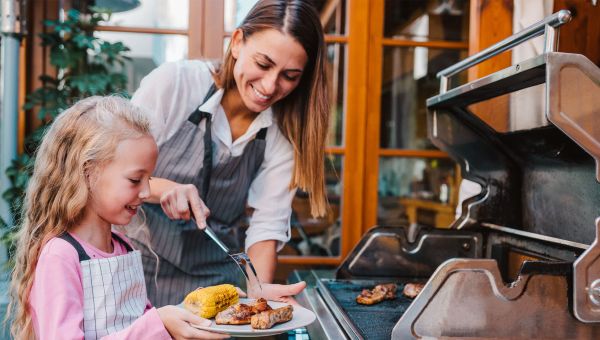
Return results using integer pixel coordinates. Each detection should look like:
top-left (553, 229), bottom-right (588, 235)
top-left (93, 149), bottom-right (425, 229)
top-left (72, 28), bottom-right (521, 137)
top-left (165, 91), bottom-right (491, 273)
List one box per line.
top-left (291, 10), bottom-right (600, 339)
top-left (316, 279), bottom-right (420, 339)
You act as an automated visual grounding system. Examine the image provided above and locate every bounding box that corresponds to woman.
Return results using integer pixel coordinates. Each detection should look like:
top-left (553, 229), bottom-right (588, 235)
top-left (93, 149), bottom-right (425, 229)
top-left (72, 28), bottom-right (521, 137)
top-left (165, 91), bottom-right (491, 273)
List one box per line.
top-left (131, 0), bottom-right (329, 306)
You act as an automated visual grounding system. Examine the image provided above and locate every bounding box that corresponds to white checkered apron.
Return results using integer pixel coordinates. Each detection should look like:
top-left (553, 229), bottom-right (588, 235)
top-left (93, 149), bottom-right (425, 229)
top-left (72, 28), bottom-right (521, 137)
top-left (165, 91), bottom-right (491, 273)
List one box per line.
top-left (80, 250), bottom-right (147, 339)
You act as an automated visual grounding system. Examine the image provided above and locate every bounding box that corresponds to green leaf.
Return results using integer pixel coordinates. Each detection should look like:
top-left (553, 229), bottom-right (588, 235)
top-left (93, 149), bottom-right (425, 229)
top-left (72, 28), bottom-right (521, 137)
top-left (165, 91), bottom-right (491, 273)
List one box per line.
top-left (73, 34), bottom-right (96, 49)
top-left (50, 47), bottom-right (70, 68)
top-left (67, 9), bottom-right (80, 22)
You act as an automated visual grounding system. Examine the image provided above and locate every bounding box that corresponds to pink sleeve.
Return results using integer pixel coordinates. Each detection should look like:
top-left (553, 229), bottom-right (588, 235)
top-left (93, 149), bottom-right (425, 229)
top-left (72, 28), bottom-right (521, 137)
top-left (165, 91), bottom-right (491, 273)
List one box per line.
top-left (100, 307), bottom-right (171, 340)
top-left (30, 248), bottom-right (86, 340)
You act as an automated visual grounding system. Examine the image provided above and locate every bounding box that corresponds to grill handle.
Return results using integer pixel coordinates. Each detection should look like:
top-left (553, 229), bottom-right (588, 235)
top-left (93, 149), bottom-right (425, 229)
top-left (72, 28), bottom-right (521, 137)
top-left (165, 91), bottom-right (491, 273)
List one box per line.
top-left (437, 10), bottom-right (571, 93)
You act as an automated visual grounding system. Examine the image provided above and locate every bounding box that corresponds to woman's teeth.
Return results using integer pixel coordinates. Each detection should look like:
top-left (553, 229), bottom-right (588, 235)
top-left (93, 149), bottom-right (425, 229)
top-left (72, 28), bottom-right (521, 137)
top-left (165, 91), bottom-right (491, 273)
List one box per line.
top-left (252, 86), bottom-right (270, 100)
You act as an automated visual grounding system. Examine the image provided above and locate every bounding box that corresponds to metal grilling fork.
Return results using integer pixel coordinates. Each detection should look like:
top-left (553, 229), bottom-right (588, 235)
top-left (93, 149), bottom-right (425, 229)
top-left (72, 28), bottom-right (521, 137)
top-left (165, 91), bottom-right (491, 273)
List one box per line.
top-left (202, 223), bottom-right (263, 291)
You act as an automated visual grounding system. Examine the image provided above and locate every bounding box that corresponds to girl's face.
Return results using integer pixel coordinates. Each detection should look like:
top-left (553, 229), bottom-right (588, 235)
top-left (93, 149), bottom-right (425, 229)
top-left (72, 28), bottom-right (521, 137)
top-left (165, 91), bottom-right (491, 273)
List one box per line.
top-left (231, 28), bottom-right (308, 113)
top-left (87, 135), bottom-right (158, 227)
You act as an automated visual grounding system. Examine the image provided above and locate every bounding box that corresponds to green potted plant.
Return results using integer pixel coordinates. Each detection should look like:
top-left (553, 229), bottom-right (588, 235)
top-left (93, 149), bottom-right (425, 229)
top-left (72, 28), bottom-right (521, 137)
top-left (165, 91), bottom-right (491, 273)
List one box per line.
top-left (1, 8), bottom-right (131, 261)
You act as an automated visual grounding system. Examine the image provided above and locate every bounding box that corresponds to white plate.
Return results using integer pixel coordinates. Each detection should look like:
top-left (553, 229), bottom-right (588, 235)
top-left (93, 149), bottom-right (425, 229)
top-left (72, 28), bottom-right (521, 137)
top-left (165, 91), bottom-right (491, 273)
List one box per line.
top-left (186, 298), bottom-right (316, 337)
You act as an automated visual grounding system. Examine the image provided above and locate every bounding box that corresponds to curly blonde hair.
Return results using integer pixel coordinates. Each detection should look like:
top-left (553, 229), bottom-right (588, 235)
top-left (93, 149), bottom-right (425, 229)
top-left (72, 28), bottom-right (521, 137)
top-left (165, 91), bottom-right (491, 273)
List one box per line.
top-left (7, 96), bottom-right (152, 339)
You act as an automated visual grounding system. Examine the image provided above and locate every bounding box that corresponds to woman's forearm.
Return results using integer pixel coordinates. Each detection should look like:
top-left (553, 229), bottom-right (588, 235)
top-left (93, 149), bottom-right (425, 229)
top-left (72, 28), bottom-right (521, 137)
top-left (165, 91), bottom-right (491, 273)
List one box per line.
top-left (147, 177), bottom-right (179, 204)
top-left (247, 240), bottom-right (277, 284)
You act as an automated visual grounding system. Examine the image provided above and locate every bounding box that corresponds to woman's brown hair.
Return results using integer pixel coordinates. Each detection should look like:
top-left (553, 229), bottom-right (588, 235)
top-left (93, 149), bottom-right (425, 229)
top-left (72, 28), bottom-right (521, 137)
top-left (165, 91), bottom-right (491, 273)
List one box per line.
top-left (214, 0), bottom-right (330, 217)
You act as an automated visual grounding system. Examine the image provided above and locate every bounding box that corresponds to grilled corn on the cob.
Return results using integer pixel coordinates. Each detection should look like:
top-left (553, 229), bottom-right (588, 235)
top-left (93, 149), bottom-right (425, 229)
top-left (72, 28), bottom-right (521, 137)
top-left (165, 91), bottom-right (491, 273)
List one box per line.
top-left (183, 284), bottom-right (239, 318)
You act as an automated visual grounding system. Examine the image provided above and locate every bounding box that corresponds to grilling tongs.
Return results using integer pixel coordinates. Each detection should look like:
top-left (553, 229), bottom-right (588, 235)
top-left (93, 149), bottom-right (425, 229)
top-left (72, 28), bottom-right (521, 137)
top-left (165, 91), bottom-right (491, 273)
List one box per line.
top-left (193, 216), bottom-right (263, 291)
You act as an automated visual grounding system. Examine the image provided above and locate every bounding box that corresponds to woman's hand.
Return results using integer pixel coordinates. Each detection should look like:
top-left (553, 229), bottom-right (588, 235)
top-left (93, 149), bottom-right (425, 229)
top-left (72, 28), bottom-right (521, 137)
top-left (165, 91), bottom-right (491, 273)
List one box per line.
top-left (246, 281), bottom-right (307, 305)
top-left (157, 305), bottom-right (229, 339)
top-left (159, 182), bottom-right (210, 229)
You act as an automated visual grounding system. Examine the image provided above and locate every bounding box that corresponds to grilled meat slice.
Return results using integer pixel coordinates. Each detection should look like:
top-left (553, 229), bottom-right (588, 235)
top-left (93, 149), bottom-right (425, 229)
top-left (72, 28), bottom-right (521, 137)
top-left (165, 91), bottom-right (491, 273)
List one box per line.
top-left (375, 283), bottom-right (397, 299)
top-left (215, 303), bottom-right (254, 324)
top-left (356, 283), bottom-right (397, 305)
top-left (215, 298), bottom-right (273, 325)
top-left (402, 282), bottom-right (425, 299)
top-left (250, 305), bottom-right (294, 329)
top-left (356, 288), bottom-right (385, 305)
top-left (251, 298), bottom-right (272, 314)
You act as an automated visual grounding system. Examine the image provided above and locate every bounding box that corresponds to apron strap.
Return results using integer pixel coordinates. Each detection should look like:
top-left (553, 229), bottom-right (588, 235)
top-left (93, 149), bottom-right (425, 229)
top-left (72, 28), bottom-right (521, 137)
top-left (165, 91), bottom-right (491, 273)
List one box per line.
top-left (187, 83), bottom-right (217, 199)
top-left (256, 127), bottom-right (268, 140)
top-left (58, 233), bottom-right (90, 262)
top-left (111, 232), bottom-right (134, 252)
top-left (58, 232), bottom-right (134, 262)
top-left (187, 83), bottom-right (218, 125)
top-left (184, 83), bottom-right (269, 199)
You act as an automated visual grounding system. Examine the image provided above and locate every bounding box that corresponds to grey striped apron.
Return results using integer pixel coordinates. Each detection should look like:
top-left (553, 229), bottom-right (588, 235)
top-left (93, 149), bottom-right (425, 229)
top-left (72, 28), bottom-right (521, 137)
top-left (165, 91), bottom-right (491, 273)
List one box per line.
top-left (133, 84), bottom-right (268, 307)
top-left (58, 233), bottom-right (147, 339)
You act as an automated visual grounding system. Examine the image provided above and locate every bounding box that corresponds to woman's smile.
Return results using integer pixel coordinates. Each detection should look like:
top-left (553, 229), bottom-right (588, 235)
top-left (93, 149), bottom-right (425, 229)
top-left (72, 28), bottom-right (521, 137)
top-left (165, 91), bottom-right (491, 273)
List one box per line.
top-left (251, 83), bottom-right (272, 102)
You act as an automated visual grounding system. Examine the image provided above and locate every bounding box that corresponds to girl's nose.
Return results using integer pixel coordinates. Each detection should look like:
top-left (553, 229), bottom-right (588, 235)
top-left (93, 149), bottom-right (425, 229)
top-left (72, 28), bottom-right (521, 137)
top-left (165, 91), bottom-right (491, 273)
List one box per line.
top-left (139, 179), bottom-right (151, 199)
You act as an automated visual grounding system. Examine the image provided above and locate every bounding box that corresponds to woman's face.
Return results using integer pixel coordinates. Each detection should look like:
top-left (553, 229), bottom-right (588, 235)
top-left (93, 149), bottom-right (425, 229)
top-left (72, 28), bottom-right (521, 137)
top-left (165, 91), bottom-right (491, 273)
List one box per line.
top-left (231, 28), bottom-right (308, 113)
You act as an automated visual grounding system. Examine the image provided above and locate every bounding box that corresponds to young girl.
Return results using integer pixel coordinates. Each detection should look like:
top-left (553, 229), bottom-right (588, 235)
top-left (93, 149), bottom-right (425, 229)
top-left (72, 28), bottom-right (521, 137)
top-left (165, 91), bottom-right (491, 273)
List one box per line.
top-left (7, 96), bottom-right (228, 339)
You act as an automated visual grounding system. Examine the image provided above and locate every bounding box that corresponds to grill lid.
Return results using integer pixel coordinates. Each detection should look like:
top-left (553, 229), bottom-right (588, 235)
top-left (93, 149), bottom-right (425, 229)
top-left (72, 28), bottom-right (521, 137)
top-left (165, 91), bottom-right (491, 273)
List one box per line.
top-left (426, 25), bottom-right (600, 245)
top-left (424, 10), bottom-right (600, 324)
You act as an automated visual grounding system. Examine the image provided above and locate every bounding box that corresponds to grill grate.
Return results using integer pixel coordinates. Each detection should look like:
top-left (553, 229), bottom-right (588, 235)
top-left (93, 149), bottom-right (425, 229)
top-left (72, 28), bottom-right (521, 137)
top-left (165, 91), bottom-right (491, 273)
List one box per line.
top-left (320, 279), bottom-right (418, 340)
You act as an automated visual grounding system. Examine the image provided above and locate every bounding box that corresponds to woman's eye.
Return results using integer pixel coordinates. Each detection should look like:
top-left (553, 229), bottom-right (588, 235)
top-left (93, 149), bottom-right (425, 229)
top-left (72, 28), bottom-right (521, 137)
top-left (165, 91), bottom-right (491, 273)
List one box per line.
top-left (256, 62), bottom-right (269, 70)
top-left (283, 74), bottom-right (299, 81)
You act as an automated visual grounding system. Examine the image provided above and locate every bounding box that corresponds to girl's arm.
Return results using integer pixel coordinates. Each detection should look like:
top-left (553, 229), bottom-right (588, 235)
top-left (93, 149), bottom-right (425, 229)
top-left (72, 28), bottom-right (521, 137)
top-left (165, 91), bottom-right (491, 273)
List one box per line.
top-left (30, 251), bottom-right (87, 340)
top-left (102, 305), bottom-right (229, 340)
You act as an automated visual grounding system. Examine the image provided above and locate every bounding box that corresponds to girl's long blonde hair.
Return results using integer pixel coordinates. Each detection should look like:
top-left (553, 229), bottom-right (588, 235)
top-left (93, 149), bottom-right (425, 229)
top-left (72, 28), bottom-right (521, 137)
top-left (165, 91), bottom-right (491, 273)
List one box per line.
top-left (7, 96), bottom-right (152, 339)
top-left (214, 0), bottom-right (330, 217)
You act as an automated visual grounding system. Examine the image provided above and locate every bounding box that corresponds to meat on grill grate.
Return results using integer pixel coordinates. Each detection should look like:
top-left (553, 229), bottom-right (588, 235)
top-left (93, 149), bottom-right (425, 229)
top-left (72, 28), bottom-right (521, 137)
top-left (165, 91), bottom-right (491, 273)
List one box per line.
top-left (356, 283), bottom-right (397, 305)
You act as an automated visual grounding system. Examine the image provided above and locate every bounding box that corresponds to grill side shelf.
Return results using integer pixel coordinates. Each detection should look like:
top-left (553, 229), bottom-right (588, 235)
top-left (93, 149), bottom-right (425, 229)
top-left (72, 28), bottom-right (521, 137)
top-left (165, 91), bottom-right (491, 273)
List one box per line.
top-left (392, 258), bottom-right (600, 339)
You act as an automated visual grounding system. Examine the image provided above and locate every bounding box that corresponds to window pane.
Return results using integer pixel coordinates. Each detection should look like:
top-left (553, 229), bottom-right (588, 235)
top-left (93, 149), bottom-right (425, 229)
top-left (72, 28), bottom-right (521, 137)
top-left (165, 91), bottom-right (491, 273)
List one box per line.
top-left (327, 43), bottom-right (345, 147)
top-left (384, 0), bottom-right (469, 41)
top-left (312, 0), bottom-right (347, 35)
top-left (282, 154), bottom-right (343, 257)
top-left (95, 32), bottom-right (188, 93)
top-left (224, 0), bottom-right (259, 32)
top-left (380, 47), bottom-right (466, 149)
top-left (102, 0), bottom-right (189, 30)
top-left (378, 157), bottom-right (457, 227)
top-left (224, 0), bottom-right (346, 34)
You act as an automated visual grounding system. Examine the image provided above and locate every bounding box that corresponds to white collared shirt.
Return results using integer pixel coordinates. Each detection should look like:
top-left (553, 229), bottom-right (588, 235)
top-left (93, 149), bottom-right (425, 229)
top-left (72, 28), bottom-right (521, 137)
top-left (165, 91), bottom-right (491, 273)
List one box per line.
top-left (131, 60), bottom-right (295, 252)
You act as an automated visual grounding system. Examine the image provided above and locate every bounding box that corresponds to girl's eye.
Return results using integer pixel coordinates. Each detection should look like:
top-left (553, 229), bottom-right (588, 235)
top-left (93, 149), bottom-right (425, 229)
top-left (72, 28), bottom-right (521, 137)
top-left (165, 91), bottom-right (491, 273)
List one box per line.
top-left (129, 178), bottom-right (141, 184)
top-left (256, 62), bottom-right (269, 70)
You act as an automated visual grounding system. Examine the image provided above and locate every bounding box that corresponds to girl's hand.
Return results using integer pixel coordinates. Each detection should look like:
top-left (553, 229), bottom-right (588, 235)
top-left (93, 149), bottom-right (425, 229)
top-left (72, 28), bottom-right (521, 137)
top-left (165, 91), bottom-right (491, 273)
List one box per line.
top-left (159, 183), bottom-right (210, 229)
top-left (157, 305), bottom-right (229, 339)
top-left (246, 281), bottom-right (307, 305)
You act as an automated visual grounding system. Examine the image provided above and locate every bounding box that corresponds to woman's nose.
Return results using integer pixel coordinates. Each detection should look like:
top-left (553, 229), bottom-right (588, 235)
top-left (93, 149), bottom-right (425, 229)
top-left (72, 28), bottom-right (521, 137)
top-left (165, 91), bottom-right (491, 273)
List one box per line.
top-left (261, 71), bottom-right (278, 95)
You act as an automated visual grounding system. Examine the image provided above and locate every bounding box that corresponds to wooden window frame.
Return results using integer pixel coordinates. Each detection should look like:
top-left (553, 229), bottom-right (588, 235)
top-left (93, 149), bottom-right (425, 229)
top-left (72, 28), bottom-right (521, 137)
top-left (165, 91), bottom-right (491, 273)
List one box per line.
top-left (362, 0), bottom-right (469, 235)
top-left (93, 0), bottom-right (209, 60)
